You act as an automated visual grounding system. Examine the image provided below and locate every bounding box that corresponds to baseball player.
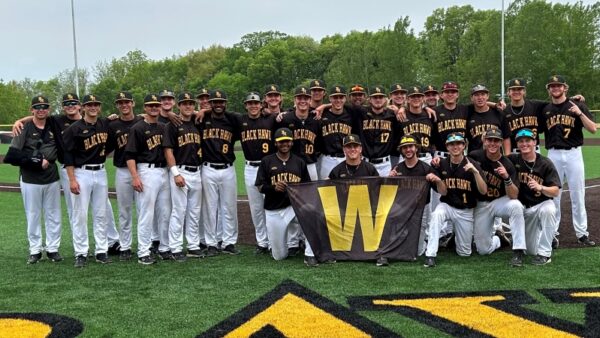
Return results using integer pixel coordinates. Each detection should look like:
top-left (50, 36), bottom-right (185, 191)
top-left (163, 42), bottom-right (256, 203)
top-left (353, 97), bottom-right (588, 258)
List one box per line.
top-left (63, 94), bottom-right (114, 267)
top-left (309, 79), bottom-right (326, 109)
top-left (469, 128), bottom-right (527, 266)
top-left (158, 89), bottom-right (176, 124)
top-left (542, 75), bottom-right (597, 246)
top-left (328, 134), bottom-right (378, 179)
top-left (390, 134), bottom-right (446, 266)
top-left (263, 84), bottom-right (283, 115)
top-left (349, 84), bottom-right (368, 107)
top-left (255, 128), bottom-right (315, 265)
top-left (508, 129), bottom-right (561, 265)
top-left (400, 86), bottom-right (437, 164)
top-left (467, 84), bottom-right (511, 153)
top-left (423, 84), bottom-right (440, 108)
top-left (239, 92), bottom-right (277, 254)
top-left (318, 85), bottom-right (354, 179)
top-left (163, 92), bottom-right (204, 262)
top-left (125, 93), bottom-right (172, 265)
top-left (425, 133), bottom-right (487, 267)
top-left (279, 86), bottom-right (322, 180)
top-left (199, 89), bottom-right (242, 256)
top-left (196, 87), bottom-right (211, 110)
top-left (388, 83), bottom-right (408, 167)
top-left (107, 91), bottom-right (143, 261)
top-left (5, 96), bottom-right (62, 264)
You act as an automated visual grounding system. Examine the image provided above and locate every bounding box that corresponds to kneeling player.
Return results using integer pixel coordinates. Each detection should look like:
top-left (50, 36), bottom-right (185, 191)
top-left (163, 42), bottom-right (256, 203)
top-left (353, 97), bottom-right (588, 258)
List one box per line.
top-left (509, 129), bottom-right (560, 265)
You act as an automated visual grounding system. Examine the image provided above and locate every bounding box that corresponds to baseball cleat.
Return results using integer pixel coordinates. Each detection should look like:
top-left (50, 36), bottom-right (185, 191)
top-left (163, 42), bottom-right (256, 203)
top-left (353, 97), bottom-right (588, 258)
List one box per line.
top-left (27, 253), bottom-right (42, 265)
top-left (46, 252), bottom-right (63, 262)
top-left (205, 246), bottom-right (219, 257)
top-left (119, 249), bottom-right (132, 261)
top-left (495, 229), bottom-right (512, 248)
top-left (138, 255), bottom-right (156, 265)
top-left (186, 249), bottom-right (205, 258)
top-left (157, 251), bottom-right (174, 260)
top-left (222, 244), bottom-right (241, 255)
top-left (551, 236), bottom-right (559, 249)
top-left (254, 246), bottom-right (269, 255)
top-left (423, 256), bottom-right (436, 268)
top-left (510, 250), bottom-right (524, 267)
top-left (287, 247), bottom-right (300, 257)
top-left (172, 252), bottom-right (187, 262)
top-left (107, 242), bottom-right (121, 256)
top-left (95, 253), bottom-right (112, 264)
top-left (577, 235), bottom-right (596, 247)
top-left (150, 241), bottom-right (160, 255)
top-left (531, 255), bottom-right (551, 265)
top-left (74, 255), bottom-right (87, 268)
top-left (304, 255), bottom-right (319, 267)
top-left (376, 257), bottom-right (389, 267)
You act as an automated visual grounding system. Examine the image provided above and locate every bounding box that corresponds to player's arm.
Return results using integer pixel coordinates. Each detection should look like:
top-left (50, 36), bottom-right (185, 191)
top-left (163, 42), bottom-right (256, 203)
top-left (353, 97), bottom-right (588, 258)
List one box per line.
top-left (164, 147), bottom-right (185, 188)
top-left (465, 158), bottom-right (488, 195)
top-left (495, 160), bottom-right (519, 199)
top-left (570, 102), bottom-right (597, 133)
top-left (126, 159), bottom-right (143, 192)
top-left (255, 161), bottom-right (275, 193)
top-left (12, 115), bottom-right (34, 136)
top-left (502, 138), bottom-right (511, 156)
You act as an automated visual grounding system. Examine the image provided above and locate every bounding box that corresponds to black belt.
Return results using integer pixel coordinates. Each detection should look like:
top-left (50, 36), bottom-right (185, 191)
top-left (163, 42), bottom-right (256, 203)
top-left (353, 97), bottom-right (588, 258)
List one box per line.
top-left (327, 153), bottom-right (345, 158)
top-left (178, 165), bottom-right (201, 172)
top-left (418, 153), bottom-right (430, 158)
top-left (552, 146), bottom-right (576, 150)
top-left (77, 164), bottom-right (104, 171)
top-left (146, 163), bottom-right (166, 168)
top-left (203, 162), bottom-right (231, 170)
top-left (245, 161), bottom-right (261, 167)
top-left (368, 156), bottom-right (389, 164)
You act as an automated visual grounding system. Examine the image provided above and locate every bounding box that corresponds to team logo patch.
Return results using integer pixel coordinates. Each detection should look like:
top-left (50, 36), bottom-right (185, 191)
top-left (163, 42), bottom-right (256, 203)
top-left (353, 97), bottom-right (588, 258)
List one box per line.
top-left (144, 131), bottom-right (151, 135)
top-left (178, 128), bottom-right (184, 131)
top-left (271, 166), bottom-right (278, 170)
top-left (0, 313), bottom-right (83, 338)
top-left (439, 113), bottom-right (445, 117)
top-left (442, 171), bottom-right (448, 175)
top-left (242, 123), bottom-right (248, 126)
top-left (82, 130), bottom-right (89, 134)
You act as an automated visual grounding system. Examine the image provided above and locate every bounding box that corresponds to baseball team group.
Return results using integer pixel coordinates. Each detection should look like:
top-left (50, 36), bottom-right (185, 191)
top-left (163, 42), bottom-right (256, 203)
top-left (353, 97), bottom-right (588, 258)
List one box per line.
top-left (5, 74), bottom-right (596, 269)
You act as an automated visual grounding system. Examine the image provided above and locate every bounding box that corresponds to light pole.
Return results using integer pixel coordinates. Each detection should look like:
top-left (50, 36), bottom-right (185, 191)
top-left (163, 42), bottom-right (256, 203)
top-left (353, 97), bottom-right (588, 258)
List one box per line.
top-left (70, 0), bottom-right (80, 96)
top-left (501, 0), bottom-right (505, 101)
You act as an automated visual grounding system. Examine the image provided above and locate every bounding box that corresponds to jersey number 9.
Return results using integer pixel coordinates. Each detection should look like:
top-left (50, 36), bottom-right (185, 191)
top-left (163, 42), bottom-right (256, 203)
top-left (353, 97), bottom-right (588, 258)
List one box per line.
top-left (262, 143), bottom-right (269, 153)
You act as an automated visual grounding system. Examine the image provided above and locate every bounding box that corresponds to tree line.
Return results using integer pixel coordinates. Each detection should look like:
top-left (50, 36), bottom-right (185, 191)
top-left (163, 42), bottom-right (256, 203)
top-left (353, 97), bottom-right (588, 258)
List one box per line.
top-left (1, 0), bottom-right (599, 123)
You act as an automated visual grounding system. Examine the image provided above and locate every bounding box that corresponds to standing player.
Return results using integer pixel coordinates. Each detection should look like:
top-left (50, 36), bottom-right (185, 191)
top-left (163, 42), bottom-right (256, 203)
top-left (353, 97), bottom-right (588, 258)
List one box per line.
top-left (5, 96), bottom-right (62, 264)
top-left (542, 75), bottom-right (597, 246)
top-left (200, 89), bottom-right (242, 256)
top-left (196, 88), bottom-right (210, 110)
top-left (107, 91), bottom-right (143, 261)
top-left (158, 89), bottom-right (176, 124)
top-left (125, 94), bottom-right (171, 264)
top-left (469, 128), bottom-right (527, 266)
top-left (255, 128), bottom-right (315, 264)
top-left (425, 133), bottom-right (487, 267)
top-left (328, 134), bottom-right (378, 179)
top-left (467, 84), bottom-right (511, 153)
top-left (163, 92), bottom-right (204, 262)
top-left (423, 85), bottom-right (440, 108)
top-left (349, 84), bottom-right (368, 107)
top-left (508, 129), bottom-right (560, 265)
top-left (318, 85), bottom-right (354, 179)
top-left (63, 94), bottom-right (113, 267)
top-left (309, 79), bottom-right (326, 109)
top-left (388, 83), bottom-right (408, 167)
top-left (400, 86), bottom-right (436, 164)
top-left (263, 84), bottom-right (283, 115)
top-left (239, 92), bottom-right (276, 254)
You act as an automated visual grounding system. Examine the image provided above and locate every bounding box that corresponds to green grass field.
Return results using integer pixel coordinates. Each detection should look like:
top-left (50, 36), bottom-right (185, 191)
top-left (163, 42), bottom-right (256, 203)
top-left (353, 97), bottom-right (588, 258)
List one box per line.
top-left (0, 191), bottom-right (598, 337)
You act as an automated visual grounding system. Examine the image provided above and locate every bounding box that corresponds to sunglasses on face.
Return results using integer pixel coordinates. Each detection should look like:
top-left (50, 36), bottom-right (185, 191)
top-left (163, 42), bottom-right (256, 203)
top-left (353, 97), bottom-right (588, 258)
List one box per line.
top-left (33, 105), bottom-right (50, 110)
top-left (63, 101), bottom-right (79, 107)
top-left (146, 104), bottom-right (161, 108)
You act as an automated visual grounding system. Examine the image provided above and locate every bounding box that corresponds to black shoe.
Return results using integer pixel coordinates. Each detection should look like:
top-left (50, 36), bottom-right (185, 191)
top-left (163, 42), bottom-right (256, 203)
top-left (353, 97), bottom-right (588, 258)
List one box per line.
top-left (119, 249), bottom-right (132, 261)
top-left (552, 236), bottom-right (559, 249)
top-left (323, 258), bottom-right (337, 264)
top-left (150, 241), bottom-right (160, 255)
top-left (424, 256), bottom-right (436, 268)
top-left (107, 242), bottom-right (121, 255)
top-left (138, 255), bottom-right (156, 265)
top-left (578, 235), bottom-right (596, 247)
top-left (510, 250), bottom-right (524, 267)
top-left (532, 255), bottom-right (551, 265)
top-left (186, 249), bottom-right (205, 258)
top-left (27, 253), bottom-right (42, 265)
top-left (205, 246), bottom-right (219, 257)
top-left (95, 253), bottom-right (112, 264)
top-left (222, 244), bottom-right (241, 255)
top-left (304, 255), bottom-right (319, 267)
top-left (254, 246), bottom-right (269, 255)
top-left (495, 229), bottom-right (512, 248)
top-left (46, 252), bottom-right (63, 262)
top-left (217, 241), bottom-right (223, 252)
top-left (376, 257), bottom-right (389, 267)
top-left (157, 251), bottom-right (174, 260)
top-left (439, 234), bottom-right (453, 248)
top-left (74, 255), bottom-right (87, 268)
top-left (287, 247), bottom-right (300, 257)
top-left (172, 252), bottom-right (187, 262)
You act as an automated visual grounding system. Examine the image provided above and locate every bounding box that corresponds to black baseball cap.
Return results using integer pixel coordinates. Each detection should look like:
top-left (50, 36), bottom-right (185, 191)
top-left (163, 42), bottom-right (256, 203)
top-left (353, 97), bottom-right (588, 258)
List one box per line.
top-left (143, 93), bottom-right (160, 105)
top-left (208, 89), bottom-right (228, 101)
top-left (159, 89), bottom-right (175, 99)
top-left (309, 79), bottom-right (326, 90)
top-left (423, 85), bottom-right (439, 94)
top-left (264, 84), bottom-right (281, 95)
top-left (508, 78), bottom-right (526, 89)
top-left (483, 128), bottom-right (503, 140)
top-left (178, 92), bottom-right (196, 104)
top-left (407, 86), bottom-right (425, 97)
top-left (343, 134), bottom-right (361, 146)
top-left (349, 84), bottom-right (366, 94)
top-left (369, 85), bottom-right (387, 97)
top-left (547, 75), bottom-right (566, 87)
top-left (196, 88), bottom-right (210, 98)
top-left (62, 93), bottom-right (80, 104)
top-left (31, 96), bottom-right (49, 108)
top-left (329, 85), bottom-right (346, 96)
top-left (274, 128), bottom-right (293, 142)
top-left (470, 84), bottom-right (489, 95)
top-left (294, 86), bottom-right (311, 97)
top-left (244, 92), bottom-right (261, 103)
top-left (114, 91), bottom-right (133, 103)
top-left (441, 81), bottom-right (459, 92)
top-left (389, 83), bottom-right (407, 94)
top-left (82, 94), bottom-right (102, 105)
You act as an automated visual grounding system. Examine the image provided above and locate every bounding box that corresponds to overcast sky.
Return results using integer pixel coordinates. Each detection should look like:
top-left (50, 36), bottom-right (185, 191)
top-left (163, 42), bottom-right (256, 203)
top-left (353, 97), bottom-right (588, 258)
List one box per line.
top-left (1, 0), bottom-right (594, 82)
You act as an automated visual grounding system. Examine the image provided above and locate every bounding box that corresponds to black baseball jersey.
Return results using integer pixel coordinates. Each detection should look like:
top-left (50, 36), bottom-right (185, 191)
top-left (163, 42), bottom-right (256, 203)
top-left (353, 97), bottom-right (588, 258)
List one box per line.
top-left (239, 114), bottom-right (276, 161)
top-left (158, 114), bottom-right (171, 125)
top-left (503, 100), bottom-right (547, 149)
top-left (467, 108), bottom-right (510, 152)
top-left (328, 160), bottom-right (378, 179)
top-left (255, 153), bottom-right (310, 210)
top-left (125, 120), bottom-right (166, 164)
top-left (63, 118), bottom-right (112, 167)
top-left (319, 108), bottom-right (354, 156)
top-left (399, 111), bottom-right (436, 153)
top-left (469, 149), bottom-right (518, 202)
top-left (393, 160), bottom-right (436, 199)
top-left (199, 111), bottom-right (241, 164)
top-left (162, 120), bottom-right (202, 166)
top-left (8, 121), bottom-right (59, 184)
top-left (47, 114), bottom-right (81, 164)
top-left (347, 105), bottom-right (398, 159)
top-left (435, 156), bottom-right (483, 209)
top-left (541, 100), bottom-right (593, 149)
top-left (508, 153), bottom-right (561, 208)
top-left (107, 115), bottom-right (144, 168)
top-left (279, 112), bottom-right (321, 164)
top-left (433, 104), bottom-right (469, 151)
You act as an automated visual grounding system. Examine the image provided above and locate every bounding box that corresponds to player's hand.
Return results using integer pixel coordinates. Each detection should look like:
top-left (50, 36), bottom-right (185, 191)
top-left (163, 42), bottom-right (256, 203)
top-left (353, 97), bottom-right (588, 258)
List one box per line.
top-left (496, 100), bottom-right (507, 111)
top-left (430, 156), bottom-right (441, 167)
top-left (389, 168), bottom-right (398, 177)
top-left (174, 175), bottom-right (185, 188)
top-left (168, 111), bottom-right (183, 126)
top-left (570, 94), bottom-right (585, 102)
top-left (41, 159), bottom-right (49, 170)
top-left (12, 120), bottom-right (24, 136)
top-left (425, 106), bottom-right (437, 122)
top-left (107, 113), bottom-right (119, 121)
top-left (396, 107), bottom-right (407, 122)
top-left (568, 102), bottom-right (583, 117)
top-left (70, 179), bottom-right (80, 195)
top-left (426, 173), bottom-right (441, 183)
top-left (132, 176), bottom-right (144, 192)
top-left (463, 157), bottom-right (478, 174)
top-left (275, 112), bottom-right (286, 123)
top-left (494, 161), bottom-right (509, 179)
top-left (527, 176), bottom-right (541, 192)
top-left (194, 109), bottom-right (209, 124)
top-left (274, 181), bottom-right (287, 192)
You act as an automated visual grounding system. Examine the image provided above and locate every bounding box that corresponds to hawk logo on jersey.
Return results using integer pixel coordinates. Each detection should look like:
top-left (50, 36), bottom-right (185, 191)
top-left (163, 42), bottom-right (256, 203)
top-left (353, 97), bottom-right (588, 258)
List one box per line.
top-left (32, 132), bottom-right (39, 137)
top-left (178, 128), bottom-right (184, 131)
top-left (271, 166), bottom-right (278, 170)
top-left (440, 113), bottom-right (445, 117)
top-left (144, 130), bottom-right (150, 135)
top-left (242, 122), bottom-right (248, 126)
top-left (82, 129), bottom-right (89, 134)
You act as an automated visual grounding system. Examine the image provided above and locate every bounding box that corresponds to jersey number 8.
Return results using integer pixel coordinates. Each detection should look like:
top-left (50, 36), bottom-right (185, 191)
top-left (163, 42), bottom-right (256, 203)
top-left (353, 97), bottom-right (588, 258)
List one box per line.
top-left (222, 144), bottom-right (229, 154)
